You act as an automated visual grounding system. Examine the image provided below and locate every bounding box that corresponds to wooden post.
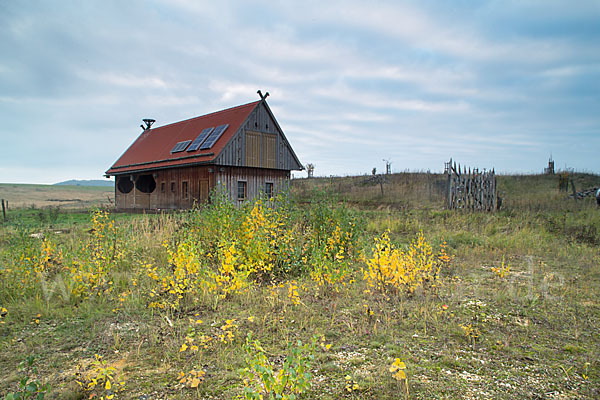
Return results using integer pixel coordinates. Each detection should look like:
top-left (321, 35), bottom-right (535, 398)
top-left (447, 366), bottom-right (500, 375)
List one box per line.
top-left (1, 199), bottom-right (5, 222)
top-left (492, 175), bottom-right (496, 211)
top-left (447, 159), bottom-right (452, 209)
top-left (132, 175), bottom-right (137, 209)
top-left (428, 171), bottom-right (431, 201)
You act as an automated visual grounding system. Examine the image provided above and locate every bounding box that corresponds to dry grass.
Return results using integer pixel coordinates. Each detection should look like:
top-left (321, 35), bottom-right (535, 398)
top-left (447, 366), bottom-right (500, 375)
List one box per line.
top-left (0, 183), bottom-right (113, 209)
top-left (1, 173), bottom-right (599, 399)
top-left (292, 172), bottom-right (447, 209)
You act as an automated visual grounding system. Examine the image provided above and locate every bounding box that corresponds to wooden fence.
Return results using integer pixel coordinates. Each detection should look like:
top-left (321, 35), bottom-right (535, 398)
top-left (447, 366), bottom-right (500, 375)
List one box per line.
top-left (569, 186), bottom-right (600, 200)
top-left (445, 159), bottom-right (497, 211)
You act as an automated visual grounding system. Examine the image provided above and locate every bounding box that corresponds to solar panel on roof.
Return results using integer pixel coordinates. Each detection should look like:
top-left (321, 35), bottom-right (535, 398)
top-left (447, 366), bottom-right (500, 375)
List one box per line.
top-left (171, 140), bottom-right (192, 153)
top-left (187, 127), bottom-right (214, 152)
top-left (199, 124), bottom-right (229, 150)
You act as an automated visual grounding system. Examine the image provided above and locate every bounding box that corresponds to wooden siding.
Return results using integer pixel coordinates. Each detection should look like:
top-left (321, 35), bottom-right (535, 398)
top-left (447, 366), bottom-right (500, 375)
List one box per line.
top-left (115, 165), bottom-right (215, 210)
top-left (115, 164), bottom-right (290, 210)
top-left (215, 166), bottom-right (290, 204)
top-left (215, 102), bottom-right (302, 171)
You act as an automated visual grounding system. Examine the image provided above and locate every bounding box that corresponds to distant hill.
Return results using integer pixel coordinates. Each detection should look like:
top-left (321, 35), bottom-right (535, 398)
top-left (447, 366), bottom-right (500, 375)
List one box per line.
top-left (54, 179), bottom-right (114, 187)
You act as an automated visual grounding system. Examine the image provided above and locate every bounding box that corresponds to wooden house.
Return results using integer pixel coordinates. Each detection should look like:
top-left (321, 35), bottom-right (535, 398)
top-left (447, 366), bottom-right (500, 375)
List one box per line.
top-left (105, 96), bottom-right (302, 210)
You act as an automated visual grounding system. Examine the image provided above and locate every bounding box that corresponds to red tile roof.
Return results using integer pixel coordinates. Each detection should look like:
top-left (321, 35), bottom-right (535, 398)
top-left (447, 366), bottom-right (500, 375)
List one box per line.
top-left (106, 101), bottom-right (260, 175)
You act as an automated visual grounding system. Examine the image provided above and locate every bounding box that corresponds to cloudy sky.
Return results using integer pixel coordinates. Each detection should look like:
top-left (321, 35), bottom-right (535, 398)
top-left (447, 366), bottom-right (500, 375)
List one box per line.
top-left (1, 1), bottom-right (599, 184)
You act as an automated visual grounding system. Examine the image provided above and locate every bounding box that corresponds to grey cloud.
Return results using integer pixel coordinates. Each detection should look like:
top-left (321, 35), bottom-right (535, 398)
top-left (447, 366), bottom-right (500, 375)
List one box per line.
top-left (1, 0), bottom-right (599, 183)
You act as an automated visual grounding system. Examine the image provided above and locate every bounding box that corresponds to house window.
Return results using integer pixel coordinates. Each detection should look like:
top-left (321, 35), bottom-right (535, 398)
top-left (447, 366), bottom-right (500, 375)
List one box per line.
top-left (171, 182), bottom-right (176, 193)
top-left (237, 181), bottom-right (247, 200)
top-left (161, 182), bottom-right (165, 193)
top-left (182, 181), bottom-right (189, 200)
top-left (265, 182), bottom-right (273, 199)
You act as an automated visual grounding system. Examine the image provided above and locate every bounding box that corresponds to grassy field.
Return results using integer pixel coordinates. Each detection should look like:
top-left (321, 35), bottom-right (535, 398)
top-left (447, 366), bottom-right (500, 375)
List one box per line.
top-left (0, 183), bottom-right (113, 210)
top-left (0, 173), bottom-right (599, 399)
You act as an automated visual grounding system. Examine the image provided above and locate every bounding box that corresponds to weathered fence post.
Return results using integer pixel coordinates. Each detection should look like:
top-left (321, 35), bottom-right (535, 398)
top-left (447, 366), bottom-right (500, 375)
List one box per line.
top-left (492, 173), bottom-right (497, 210)
top-left (428, 170), bottom-right (432, 200)
top-left (447, 159), bottom-right (452, 209)
top-left (1, 199), bottom-right (6, 222)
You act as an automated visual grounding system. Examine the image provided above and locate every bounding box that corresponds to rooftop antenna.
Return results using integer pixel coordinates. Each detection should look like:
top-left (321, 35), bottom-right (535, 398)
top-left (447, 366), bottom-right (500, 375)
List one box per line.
top-left (257, 90), bottom-right (270, 101)
top-left (141, 118), bottom-right (156, 131)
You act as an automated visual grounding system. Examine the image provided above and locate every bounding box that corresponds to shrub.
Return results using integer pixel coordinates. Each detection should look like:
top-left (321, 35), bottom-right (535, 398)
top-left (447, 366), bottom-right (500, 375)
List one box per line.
top-left (69, 209), bottom-right (124, 300)
top-left (363, 231), bottom-right (447, 294)
top-left (241, 334), bottom-right (316, 400)
top-left (4, 356), bottom-right (50, 400)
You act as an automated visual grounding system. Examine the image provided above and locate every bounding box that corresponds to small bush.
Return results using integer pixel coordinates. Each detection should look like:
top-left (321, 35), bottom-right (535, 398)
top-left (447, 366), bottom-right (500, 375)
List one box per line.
top-left (241, 334), bottom-right (316, 400)
top-left (363, 231), bottom-right (447, 294)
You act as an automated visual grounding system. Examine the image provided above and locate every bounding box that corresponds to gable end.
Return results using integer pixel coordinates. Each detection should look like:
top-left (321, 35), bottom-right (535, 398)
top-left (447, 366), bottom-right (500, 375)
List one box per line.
top-left (214, 101), bottom-right (302, 170)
